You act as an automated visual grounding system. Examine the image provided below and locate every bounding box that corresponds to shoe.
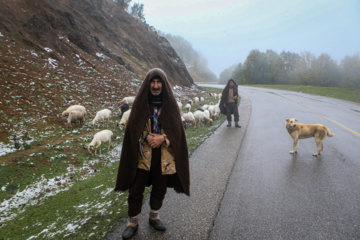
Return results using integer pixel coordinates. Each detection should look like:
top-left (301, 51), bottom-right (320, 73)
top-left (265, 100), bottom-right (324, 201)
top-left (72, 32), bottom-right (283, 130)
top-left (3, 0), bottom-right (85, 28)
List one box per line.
top-left (149, 218), bottom-right (166, 231)
top-left (235, 124), bottom-right (241, 128)
top-left (227, 123), bottom-right (231, 127)
top-left (122, 224), bottom-right (138, 239)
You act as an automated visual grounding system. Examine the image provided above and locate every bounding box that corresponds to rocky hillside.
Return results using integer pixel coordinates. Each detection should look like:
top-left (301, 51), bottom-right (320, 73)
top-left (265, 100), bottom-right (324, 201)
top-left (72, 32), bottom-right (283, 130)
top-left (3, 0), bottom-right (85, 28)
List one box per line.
top-left (0, 0), bottom-right (202, 143)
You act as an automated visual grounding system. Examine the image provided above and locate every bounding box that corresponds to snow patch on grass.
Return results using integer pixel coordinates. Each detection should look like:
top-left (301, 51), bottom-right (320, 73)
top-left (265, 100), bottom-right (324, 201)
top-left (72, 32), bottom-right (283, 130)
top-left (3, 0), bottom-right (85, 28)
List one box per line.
top-left (44, 48), bottom-right (53, 53)
top-left (0, 142), bottom-right (17, 156)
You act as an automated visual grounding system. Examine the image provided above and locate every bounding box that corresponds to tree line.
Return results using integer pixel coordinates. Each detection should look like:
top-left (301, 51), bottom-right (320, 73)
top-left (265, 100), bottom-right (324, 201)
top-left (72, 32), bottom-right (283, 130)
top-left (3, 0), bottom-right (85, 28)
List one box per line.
top-left (114, 0), bottom-right (145, 21)
top-left (219, 50), bottom-right (360, 89)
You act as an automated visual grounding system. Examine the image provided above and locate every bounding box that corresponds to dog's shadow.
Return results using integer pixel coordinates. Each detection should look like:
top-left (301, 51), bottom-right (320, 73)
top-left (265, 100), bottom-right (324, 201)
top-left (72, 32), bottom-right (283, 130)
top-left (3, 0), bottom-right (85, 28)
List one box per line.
top-left (288, 152), bottom-right (323, 174)
top-left (290, 152), bottom-right (323, 161)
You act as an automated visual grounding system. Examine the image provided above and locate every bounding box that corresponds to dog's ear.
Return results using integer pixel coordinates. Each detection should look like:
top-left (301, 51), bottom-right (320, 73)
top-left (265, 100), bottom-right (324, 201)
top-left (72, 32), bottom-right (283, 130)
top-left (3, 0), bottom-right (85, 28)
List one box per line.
top-left (286, 118), bottom-right (290, 122)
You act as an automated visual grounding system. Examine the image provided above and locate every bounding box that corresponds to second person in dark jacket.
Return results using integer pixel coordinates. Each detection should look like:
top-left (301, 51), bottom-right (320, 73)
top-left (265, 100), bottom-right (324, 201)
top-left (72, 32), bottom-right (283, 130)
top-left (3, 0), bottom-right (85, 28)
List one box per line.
top-left (219, 79), bottom-right (241, 128)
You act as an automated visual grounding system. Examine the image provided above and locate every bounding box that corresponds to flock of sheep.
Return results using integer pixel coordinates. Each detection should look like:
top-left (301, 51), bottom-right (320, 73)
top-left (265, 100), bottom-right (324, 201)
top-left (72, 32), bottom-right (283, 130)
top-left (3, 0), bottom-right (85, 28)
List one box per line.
top-left (181, 93), bottom-right (222, 128)
top-left (61, 92), bottom-right (222, 156)
top-left (61, 96), bottom-right (135, 156)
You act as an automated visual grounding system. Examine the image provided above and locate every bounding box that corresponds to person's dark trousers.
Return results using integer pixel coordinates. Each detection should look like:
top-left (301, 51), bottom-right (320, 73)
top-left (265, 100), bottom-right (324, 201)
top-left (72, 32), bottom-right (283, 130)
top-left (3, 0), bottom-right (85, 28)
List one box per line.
top-left (226, 102), bottom-right (239, 123)
top-left (127, 148), bottom-right (168, 217)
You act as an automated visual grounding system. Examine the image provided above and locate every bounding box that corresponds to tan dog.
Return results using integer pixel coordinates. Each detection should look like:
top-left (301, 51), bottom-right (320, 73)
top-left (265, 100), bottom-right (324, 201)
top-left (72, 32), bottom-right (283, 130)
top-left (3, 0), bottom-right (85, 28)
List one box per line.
top-left (285, 118), bottom-right (335, 156)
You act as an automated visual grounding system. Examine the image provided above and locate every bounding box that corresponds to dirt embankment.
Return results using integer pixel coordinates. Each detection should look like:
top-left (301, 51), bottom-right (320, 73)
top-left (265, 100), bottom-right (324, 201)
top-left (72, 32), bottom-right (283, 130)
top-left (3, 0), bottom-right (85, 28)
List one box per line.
top-left (0, 0), bottom-right (202, 146)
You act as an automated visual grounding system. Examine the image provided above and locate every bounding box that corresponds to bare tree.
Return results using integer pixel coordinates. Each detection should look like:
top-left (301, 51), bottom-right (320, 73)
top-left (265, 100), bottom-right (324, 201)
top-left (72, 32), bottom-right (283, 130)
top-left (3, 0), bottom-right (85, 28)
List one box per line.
top-left (130, 3), bottom-right (145, 21)
top-left (115, 0), bottom-right (132, 11)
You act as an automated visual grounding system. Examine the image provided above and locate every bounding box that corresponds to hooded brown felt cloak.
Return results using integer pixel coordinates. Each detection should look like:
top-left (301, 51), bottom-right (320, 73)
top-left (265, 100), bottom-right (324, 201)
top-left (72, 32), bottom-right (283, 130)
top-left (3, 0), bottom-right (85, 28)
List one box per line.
top-left (114, 68), bottom-right (190, 196)
top-left (219, 79), bottom-right (239, 115)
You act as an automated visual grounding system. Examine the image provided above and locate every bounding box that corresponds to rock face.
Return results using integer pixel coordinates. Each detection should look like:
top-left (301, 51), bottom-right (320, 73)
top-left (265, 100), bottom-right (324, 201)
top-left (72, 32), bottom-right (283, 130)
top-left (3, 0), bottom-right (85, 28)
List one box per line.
top-left (0, 0), bottom-right (199, 142)
top-left (0, 0), bottom-right (194, 87)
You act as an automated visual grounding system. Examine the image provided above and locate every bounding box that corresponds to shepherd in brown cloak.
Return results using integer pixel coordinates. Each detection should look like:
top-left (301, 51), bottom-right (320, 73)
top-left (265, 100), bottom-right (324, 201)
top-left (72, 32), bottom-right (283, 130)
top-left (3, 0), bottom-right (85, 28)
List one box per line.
top-left (115, 68), bottom-right (190, 239)
top-left (219, 79), bottom-right (241, 128)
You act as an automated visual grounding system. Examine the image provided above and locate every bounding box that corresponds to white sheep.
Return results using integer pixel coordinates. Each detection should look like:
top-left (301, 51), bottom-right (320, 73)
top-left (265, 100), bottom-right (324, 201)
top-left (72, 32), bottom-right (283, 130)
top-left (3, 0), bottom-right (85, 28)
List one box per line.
top-left (118, 109), bottom-right (131, 130)
top-left (185, 103), bottom-right (191, 113)
top-left (91, 109), bottom-right (111, 128)
top-left (202, 104), bottom-right (209, 110)
top-left (208, 105), bottom-right (215, 115)
top-left (182, 112), bottom-right (195, 127)
top-left (119, 96), bottom-right (135, 105)
top-left (193, 97), bottom-right (199, 103)
top-left (177, 101), bottom-right (183, 113)
top-left (194, 110), bottom-right (213, 128)
top-left (213, 105), bottom-right (221, 119)
top-left (218, 93), bottom-right (222, 99)
top-left (204, 109), bottom-right (211, 119)
top-left (66, 109), bottom-right (86, 129)
top-left (200, 97), bottom-right (205, 102)
top-left (62, 105), bottom-right (86, 118)
top-left (87, 130), bottom-right (113, 155)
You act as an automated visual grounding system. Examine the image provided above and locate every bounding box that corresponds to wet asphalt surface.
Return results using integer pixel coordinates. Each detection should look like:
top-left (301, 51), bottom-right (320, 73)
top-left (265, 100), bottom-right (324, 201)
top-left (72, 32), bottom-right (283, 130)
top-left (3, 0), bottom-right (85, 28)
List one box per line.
top-left (108, 85), bottom-right (360, 239)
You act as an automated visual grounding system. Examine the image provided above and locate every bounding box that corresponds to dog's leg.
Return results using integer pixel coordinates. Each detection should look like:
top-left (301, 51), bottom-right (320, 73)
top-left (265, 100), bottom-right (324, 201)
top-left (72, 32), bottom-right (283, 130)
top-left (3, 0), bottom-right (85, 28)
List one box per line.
top-left (290, 138), bottom-right (298, 154)
top-left (313, 139), bottom-right (324, 156)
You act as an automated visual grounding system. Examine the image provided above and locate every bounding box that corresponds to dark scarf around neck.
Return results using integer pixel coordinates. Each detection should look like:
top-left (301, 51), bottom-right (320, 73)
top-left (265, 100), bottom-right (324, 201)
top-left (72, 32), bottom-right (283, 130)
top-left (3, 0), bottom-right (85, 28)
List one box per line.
top-left (148, 92), bottom-right (163, 108)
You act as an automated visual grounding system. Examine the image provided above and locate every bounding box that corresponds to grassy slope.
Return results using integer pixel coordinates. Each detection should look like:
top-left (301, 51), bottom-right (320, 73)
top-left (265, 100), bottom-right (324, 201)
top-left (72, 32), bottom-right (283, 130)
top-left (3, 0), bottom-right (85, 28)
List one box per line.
top-left (0, 87), bottom-right (225, 239)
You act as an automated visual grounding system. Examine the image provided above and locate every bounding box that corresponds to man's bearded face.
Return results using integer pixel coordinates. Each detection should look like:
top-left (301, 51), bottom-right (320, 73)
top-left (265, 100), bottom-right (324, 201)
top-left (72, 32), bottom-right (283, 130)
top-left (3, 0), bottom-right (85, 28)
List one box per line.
top-left (150, 78), bottom-right (162, 96)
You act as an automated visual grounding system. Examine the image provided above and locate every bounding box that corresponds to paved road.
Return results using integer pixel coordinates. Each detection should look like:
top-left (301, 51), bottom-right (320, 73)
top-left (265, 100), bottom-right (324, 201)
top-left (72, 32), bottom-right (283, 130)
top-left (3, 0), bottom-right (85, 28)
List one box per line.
top-left (108, 85), bottom-right (360, 239)
top-left (210, 86), bottom-right (360, 240)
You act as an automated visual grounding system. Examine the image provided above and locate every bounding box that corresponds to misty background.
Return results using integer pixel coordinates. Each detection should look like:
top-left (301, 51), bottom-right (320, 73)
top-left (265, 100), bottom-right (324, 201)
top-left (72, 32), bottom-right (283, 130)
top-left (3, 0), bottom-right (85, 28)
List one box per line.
top-left (118, 0), bottom-right (360, 87)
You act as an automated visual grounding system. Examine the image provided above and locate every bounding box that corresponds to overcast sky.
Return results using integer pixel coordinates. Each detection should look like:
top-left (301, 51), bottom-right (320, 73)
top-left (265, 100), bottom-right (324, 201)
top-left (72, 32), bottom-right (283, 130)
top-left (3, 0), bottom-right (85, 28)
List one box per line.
top-left (139, 0), bottom-right (360, 77)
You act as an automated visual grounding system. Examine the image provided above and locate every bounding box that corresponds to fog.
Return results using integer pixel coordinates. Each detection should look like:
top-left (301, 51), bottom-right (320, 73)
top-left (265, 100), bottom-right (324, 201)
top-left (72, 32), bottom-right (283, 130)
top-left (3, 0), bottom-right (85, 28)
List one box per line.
top-left (140, 0), bottom-right (360, 77)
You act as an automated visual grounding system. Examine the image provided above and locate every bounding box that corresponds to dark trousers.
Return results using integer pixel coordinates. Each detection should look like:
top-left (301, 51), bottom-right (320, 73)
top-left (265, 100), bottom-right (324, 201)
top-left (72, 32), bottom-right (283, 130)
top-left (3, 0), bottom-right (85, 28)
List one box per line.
top-left (226, 102), bottom-right (239, 122)
top-left (128, 148), bottom-right (168, 217)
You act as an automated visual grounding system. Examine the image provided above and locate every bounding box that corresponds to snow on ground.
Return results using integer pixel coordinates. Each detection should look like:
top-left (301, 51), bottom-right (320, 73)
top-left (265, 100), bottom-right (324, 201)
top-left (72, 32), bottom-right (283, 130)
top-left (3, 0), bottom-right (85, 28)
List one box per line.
top-left (0, 145), bottom-right (122, 224)
top-left (0, 142), bottom-right (17, 156)
top-left (44, 47), bottom-right (53, 53)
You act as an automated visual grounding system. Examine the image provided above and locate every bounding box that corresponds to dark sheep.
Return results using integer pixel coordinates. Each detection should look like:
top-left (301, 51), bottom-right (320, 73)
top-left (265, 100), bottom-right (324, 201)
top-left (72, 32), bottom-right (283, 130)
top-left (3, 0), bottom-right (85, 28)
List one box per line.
top-left (119, 103), bottom-right (130, 119)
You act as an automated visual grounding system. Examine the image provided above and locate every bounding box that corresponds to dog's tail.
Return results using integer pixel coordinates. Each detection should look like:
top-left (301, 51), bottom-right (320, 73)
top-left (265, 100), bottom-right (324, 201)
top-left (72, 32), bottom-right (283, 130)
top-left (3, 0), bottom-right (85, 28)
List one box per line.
top-left (326, 127), bottom-right (335, 137)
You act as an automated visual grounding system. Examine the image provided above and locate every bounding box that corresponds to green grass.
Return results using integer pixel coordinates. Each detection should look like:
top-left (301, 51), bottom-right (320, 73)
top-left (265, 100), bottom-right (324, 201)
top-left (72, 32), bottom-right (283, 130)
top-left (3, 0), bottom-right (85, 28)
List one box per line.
top-left (1, 163), bottom-right (127, 239)
top-left (0, 130), bottom-right (98, 202)
top-left (186, 114), bottom-right (226, 155)
top-left (248, 85), bottom-right (360, 103)
top-left (0, 87), bottom-right (225, 239)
